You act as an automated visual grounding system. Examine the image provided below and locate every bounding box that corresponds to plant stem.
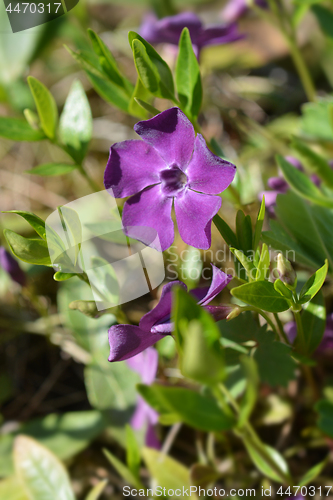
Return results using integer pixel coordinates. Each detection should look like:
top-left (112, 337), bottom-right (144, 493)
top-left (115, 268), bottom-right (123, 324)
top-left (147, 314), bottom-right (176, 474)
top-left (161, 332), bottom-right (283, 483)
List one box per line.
top-left (286, 35), bottom-right (316, 102)
top-left (217, 384), bottom-right (292, 485)
top-left (294, 310), bottom-right (305, 349)
top-left (77, 164), bottom-right (100, 192)
top-left (240, 306), bottom-right (278, 336)
top-left (274, 312), bottom-right (290, 345)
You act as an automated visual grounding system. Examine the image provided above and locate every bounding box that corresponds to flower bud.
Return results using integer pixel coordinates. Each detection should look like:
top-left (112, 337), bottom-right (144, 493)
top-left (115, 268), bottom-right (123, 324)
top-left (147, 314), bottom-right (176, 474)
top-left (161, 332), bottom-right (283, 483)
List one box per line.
top-left (0, 247), bottom-right (26, 286)
top-left (276, 253), bottom-right (297, 289)
top-left (69, 300), bottom-right (103, 318)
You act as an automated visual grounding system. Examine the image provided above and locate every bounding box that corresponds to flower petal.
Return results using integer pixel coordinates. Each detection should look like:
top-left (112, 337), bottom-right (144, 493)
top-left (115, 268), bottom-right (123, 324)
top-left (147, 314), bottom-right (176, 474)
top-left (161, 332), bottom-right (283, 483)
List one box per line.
top-left (186, 134), bottom-right (236, 194)
top-left (145, 423), bottom-right (161, 449)
top-left (123, 185), bottom-right (174, 251)
top-left (131, 397), bottom-right (159, 430)
top-left (134, 108), bottom-right (195, 168)
top-left (126, 347), bottom-right (158, 385)
top-left (140, 280), bottom-right (187, 332)
top-left (198, 23), bottom-right (243, 48)
top-left (199, 264), bottom-right (233, 305)
top-left (140, 12), bottom-right (202, 46)
top-left (104, 140), bottom-right (165, 198)
top-left (108, 325), bottom-right (163, 362)
top-left (174, 189), bottom-right (221, 249)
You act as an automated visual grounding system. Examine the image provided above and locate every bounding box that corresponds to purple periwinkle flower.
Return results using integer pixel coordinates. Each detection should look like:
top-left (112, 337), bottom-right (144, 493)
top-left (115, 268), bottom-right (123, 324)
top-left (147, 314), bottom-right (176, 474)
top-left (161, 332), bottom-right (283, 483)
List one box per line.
top-left (0, 247), bottom-right (26, 286)
top-left (220, 0), bottom-right (267, 23)
top-left (108, 265), bottom-right (233, 362)
top-left (286, 314), bottom-right (333, 352)
top-left (140, 11), bottom-right (243, 57)
top-left (104, 108), bottom-right (236, 251)
top-left (127, 347), bottom-right (160, 449)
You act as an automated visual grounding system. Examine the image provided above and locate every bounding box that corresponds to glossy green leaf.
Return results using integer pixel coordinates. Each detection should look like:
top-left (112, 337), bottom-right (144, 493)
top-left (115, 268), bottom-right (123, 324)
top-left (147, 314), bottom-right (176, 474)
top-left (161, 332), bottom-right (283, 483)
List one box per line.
top-left (0, 117), bottom-right (45, 141)
top-left (88, 256), bottom-right (119, 305)
top-left (27, 76), bottom-right (58, 140)
top-left (291, 138), bottom-right (333, 187)
top-left (88, 29), bottom-right (133, 95)
top-left (231, 248), bottom-right (255, 281)
top-left (277, 155), bottom-right (333, 207)
top-left (128, 78), bottom-right (151, 118)
top-left (231, 280), bottom-right (290, 313)
top-left (53, 272), bottom-right (78, 281)
top-left (14, 436), bottom-right (75, 500)
top-left (297, 291), bottom-right (326, 354)
top-left (4, 229), bottom-right (51, 266)
top-left (213, 214), bottom-right (238, 248)
top-left (299, 456), bottom-right (328, 486)
top-left (133, 97), bottom-right (160, 116)
top-left (316, 399), bottom-right (333, 437)
top-left (236, 210), bottom-right (253, 254)
top-left (273, 279), bottom-right (293, 300)
top-left (59, 80), bottom-right (93, 164)
top-left (243, 438), bottom-right (291, 483)
top-left (2, 211), bottom-right (46, 240)
top-left (103, 449), bottom-right (142, 489)
top-left (57, 206), bottom-right (82, 266)
top-left (299, 260), bottom-right (328, 302)
top-left (176, 27), bottom-right (202, 119)
top-left (129, 31), bottom-right (175, 100)
top-left (26, 163), bottom-right (78, 176)
top-left (85, 479), bottom-right (108, 500)
top-left (256, 243), bottom-right (270, 281)
top-left (253, 195), bottom-right (265, 251)
top-left (125, 425), bottom-right (141, 479)
top-left (238, 356), bottom-right (259, 427)
top-left (138, 384), bottom-right (234, 432)
top-left (173, 287), bottom-right (225, 384)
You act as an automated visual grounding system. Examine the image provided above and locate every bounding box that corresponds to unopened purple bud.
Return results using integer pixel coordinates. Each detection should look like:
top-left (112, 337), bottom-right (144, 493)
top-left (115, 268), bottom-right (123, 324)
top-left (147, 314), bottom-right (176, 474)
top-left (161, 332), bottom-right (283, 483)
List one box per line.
top-left (0, 247), bottom-right (26, 286)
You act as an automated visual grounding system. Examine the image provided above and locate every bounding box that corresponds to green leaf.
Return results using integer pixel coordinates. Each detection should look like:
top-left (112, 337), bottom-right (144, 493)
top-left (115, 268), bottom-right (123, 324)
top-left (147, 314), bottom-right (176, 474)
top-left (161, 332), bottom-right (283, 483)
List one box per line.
top-left (59, 80), bottom-right (93, 164)
top-left (300, 97), bottom-right (333, 141)
top-left (316, 399), bottom-right (333, 437)
top-left (297, 291), bottom-right (326, 354)
top-left (142, 447), bottom-right (192, 497)
top-left (298, 456), bottom-right (328, 486)
top-left (176, 27), bottom-right (202, 119)
top-left (256, 243), bottom-right (270, 281)
top-left (4, 229), bottom-right (51, 266)
top-left (26, 163), bottom-right (78, 176)
top-left (312, 4), bottom-right (333, 39)
top-left (125, 425), bottom-right (141, 479)
top-left (57, 206), bottom-right (82, 266)
top-left (2, 211), bottom-right (46, 239)
top-left (88, 256), bottom-right (119, 305)
top-left (85, 479), bottom-right (108, 500)
top-left (231, 280), bottom-right (290, 313)
top-left (87, 29), bottom-right (133, 95)
top-left (14, 436), bottom-right (75, 500)
top-left (69, 300), bottom-right (102, 318)
top-left (236, 210), bottom-right (253, 254)
top-left (103, 449), bottom-right (142, 489)
top-left (238, 356), bottom-right (259, 428)
top-left (253, 195), bottom-right (265, 250)
top-left (277, 155), bottom-right (333, 207)
top-left (230, 248), bottom-right (255, 281)
top-left (138, 384), bottom-right (234, 432)
top-left (273, 279), bottom-right (293, 300)
top-left (53, 272), bottom-right (78, 281)
top-left (254, 330), bottom-right (296, 387)
top-left (27, 76), bottom-right (58, 140)
top-left (129, 31), bottom-right (175, 100)
top-left (128, 78), bottom-right (152, 118)
top-left (213, 214), bottom-right (238, 248)
top-left (0, 117), bottom-right (45, 141)
top-left (0, 476), bottom-right (29, 500)
top-left (299, 259), bottom-right (328, 302)
top-left (173, 287), bottom-right (225, 384)
top-left (243, 438), bottom-right (291, 483)
top-left (291, 138), bottom-right (333, 187)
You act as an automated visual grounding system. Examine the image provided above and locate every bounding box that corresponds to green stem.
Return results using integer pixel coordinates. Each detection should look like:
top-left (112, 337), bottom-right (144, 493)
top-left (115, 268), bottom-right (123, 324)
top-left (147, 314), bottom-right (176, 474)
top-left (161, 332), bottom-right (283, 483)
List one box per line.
top-left (217, 384), bottom-right (292, 485)
top-left (240, 306), bottom-right (278, 336)
top-left (286, 35), bottom-right (316, 102)
top-left (77, 164), bottom-right (100, 192)
top-left (273, 312), bottom-right (290, 345)
top-left (294, 310), bottom-right (305, 349)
